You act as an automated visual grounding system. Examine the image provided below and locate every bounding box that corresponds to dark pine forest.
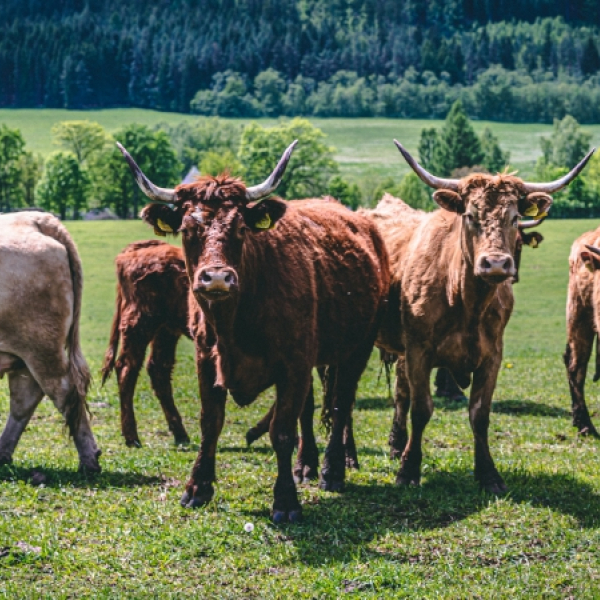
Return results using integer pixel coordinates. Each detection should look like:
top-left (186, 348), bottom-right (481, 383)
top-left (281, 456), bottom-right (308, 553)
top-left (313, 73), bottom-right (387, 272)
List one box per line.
top-left (3, 0), bottom-right (600, 121)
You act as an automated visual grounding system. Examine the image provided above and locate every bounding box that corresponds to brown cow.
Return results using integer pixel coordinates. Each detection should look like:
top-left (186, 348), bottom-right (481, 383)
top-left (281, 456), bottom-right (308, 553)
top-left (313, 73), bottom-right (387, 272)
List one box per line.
top-left (118, 141), bottom-right (390, 523)
top-left (101, 240), bottom-right (191, 447)
top-left (564, 233), bottom-right (600, 437)
top-left (0, 212), bottom-right (101, 472)
top-left (373, 142), bottom-right (592, 494)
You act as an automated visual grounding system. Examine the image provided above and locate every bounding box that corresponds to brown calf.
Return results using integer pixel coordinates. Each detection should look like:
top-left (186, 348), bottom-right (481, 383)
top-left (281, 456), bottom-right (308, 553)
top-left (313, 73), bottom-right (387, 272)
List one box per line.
top-left (118, 142), bottom-right (390, 523)
top-left (564, 233), bottom-right (600, 437)
top-left (101, 240), bottom-right (191, 447)
top-left (372, 142), bottom-right (592, 494)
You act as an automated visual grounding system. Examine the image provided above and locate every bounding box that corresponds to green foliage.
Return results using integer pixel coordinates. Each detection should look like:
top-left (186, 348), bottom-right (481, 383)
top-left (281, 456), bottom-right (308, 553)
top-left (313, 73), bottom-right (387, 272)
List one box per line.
top-left (199, 150), bottom-right (243, 177)
top-left (397, 172), bottom-right (436, 210)
top-left (0, 124), bottom-right (28, 210)
top-left (35, 151), bottom-right (90, 219)
top-left (93, 124), bottom-right (182, 218)
top-left (16, 151), bottom-right (43, 207)
top-left (253, 69), bottom-right (286, 117)
top-left (238, 118), bottom-right (338, 199)
top-left (327, 175), bottom-right (362, 210)
top-left (480, 127), bottom-right (511, 173)
top-left (418, 128), bottom-right (440, 172)
top-left (540, 115), bottom-right (592, 168)
top-left (160, 118), bottom-right (241, 175)
top-left (51, 121), bottom-right (109, 164)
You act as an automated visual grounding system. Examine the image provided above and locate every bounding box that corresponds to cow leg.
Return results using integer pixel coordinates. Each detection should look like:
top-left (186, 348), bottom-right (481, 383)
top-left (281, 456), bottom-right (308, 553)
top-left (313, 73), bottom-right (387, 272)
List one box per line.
top-left (269, 370), bottom-right (309, 524)
top-left (469, 356), bottom-right (506, 494)
top-left (246, 404), bottom-right (274, 446)
top-left (0, 369), bottom-right (44, 465)
top-left (147, 329), bottom-right (190, 445)
top-left (293, 379), bottom-right (319, 483)
top-left (181, 354), bottom-right (226, 509)
top-left (389, 355), bottom-right (411, 460)
top-left (115, 327), bottom-right (152, 448)
top-left (343, 412), bottom-right (359, 470)
top-left (320, 345), bottom-right (372, 493)
top-left (564, 310), bottom-right (599, 437)
top-left (397, 351), bottom-right (433, 486)
top-left (435, 368), bottom-right (467, 402)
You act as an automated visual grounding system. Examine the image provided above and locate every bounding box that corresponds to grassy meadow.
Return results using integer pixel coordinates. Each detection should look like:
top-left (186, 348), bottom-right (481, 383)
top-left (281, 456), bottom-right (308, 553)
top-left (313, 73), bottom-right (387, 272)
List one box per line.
top-left (5, 108), bottom-right (600, 182)
top-left (0, 214), bottom-right (598, 597)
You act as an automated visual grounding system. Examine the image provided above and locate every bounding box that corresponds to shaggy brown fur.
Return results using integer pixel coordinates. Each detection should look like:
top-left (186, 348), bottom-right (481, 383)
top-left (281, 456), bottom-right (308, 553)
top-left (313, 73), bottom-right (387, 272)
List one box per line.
top-left (564, 226), bottom-right (600, 437)
top-left (0, 212), bottom-right (100, 472)
top-left (367, 179), bottom-right (553, 495)
top-left (101, 240), bottom-right (191, 447)
top-left (142, 175), bottom-right (390, 522)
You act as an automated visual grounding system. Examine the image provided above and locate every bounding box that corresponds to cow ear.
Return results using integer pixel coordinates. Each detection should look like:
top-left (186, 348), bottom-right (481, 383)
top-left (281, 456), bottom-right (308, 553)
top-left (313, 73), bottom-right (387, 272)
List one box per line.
top-left (581, 251), bottom-right (600, 272)
top-left (141, 204), bottom-right (183, 237)
top-left (244, 198), bottom-right (287, 232)
top-left (521, 231), bottom-right (544, 249)
top-left (432, 190), bottom-right (465, 214)
top-left (519, 192), bottom-right (552, 218)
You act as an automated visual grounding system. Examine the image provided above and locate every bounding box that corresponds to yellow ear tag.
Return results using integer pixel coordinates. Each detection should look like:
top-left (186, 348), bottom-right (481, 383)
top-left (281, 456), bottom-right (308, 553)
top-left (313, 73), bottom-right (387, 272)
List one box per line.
top-left (585, 262), bottom-right (594, 273)
top-left (537, 211), bottom-right (548, 219)
top-left (254, 214), bottom-right (272, 230)
top-left (528, 238), bottom-right (538, 248)
top-left (524, 205), bottom-right (539, 217)
top-left (157, 218), bottom-right (174, 233)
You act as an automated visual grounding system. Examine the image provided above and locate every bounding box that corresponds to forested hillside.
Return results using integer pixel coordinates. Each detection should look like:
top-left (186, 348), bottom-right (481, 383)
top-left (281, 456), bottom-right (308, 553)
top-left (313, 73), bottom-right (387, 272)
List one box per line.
top-left (2, 0), bottom-right (600, 120)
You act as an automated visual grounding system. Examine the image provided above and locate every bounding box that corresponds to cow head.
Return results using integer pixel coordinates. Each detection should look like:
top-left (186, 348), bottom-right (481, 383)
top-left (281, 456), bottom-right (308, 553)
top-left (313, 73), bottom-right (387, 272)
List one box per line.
top-left (117, 141), bottom-right (297, 303)
top-left (393, 140), bottom-right (594, 285)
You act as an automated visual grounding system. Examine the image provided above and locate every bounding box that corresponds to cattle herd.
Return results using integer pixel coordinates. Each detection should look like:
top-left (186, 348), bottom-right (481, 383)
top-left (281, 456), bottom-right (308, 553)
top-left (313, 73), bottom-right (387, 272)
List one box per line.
top-left (0, 138), bottom-right (598, 524)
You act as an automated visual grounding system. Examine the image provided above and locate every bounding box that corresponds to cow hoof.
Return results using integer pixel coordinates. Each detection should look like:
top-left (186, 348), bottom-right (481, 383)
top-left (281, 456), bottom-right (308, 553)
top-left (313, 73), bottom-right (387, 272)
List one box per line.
top-left (345, 456), bottom-right (360, 470)
top-left (245, 429), bottom-right (261, 447)
top-left (272, 509), bottom-right (303, 524)
top-left (180, 487), bottom-right (213, 509)
top-left (577, 426), bottom-right (600, 439)
top-left (272, 510), bottom-right (287, 524)
top-left (483, 481), bottom-right (507, 496)
top-left (78, 461), bottom-right (101, 474)
top-left (396, 474), bottom-right (420, 486)
top-left (174, 436), bottom-right (191, 447)
top-left (319, 478), bottom-right (345, 493)
top-left (288, 509), bottom-right (302, 524)
top-left (0, 454), bottom-right (13, 466)
top-left (126, 439), bottom-right (142, 449)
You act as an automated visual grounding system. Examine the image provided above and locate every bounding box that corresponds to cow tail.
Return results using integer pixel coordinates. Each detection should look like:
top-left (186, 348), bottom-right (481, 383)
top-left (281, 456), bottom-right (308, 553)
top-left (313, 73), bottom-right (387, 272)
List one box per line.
top-left (36, 216), bottom-right (91, 434)
top-left (594, 334), bottom-right (600, 383)
top-left (101, 285), bottom-right (122, 386)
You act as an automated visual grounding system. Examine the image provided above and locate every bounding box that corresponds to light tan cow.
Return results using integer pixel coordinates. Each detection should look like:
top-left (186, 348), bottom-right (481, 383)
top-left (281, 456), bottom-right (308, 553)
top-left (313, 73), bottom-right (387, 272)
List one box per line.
top-left (0, 212), bottom-right (100, 471)
top-left (564, 230), bottom-right (600, 438)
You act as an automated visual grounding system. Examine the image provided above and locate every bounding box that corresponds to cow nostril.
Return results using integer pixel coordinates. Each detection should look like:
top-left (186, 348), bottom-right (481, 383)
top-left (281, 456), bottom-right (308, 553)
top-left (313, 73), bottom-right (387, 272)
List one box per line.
top-left (224, 273), bottom-right (233, 284)
top-left (201, 271), bottom-right (212, 284)
top-left (481, 257), bottom-right (491, 270)
top-left (503, 258), bottom-right (512, 270)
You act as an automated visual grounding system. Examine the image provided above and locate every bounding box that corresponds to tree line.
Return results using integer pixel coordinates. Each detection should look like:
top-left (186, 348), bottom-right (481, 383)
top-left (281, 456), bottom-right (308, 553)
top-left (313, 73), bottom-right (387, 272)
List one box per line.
top-left (2, 2), bottom-right (600, 121)
top-left (1, 107), bottom-right (599, 219)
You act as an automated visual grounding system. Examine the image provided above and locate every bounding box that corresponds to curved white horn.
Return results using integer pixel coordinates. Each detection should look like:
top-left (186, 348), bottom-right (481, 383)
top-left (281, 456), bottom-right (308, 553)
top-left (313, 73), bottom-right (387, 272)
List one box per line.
top-left (522, 148), bottom-right (596, 194)
top-left (116, 142), bottom-right (176, 205)
top-left (393, 139), bottom-right (459, 191)
top-left (246, 140), bottom-right (298, 202)
top-left (518, 217), bottom-right (545, 230)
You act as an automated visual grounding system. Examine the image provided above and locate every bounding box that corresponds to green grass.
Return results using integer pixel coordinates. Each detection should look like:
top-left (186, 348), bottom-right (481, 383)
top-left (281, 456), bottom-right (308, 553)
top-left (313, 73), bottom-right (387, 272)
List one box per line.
top-left (1, 219), bottom-right (600, 597)
top-left (4, 108), bottom-right (600, 183)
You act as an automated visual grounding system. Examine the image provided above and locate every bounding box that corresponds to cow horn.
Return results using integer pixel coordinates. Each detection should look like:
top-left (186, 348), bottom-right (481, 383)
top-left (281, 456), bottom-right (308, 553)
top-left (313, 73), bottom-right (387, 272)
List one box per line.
top-left (116, 142), bottom-right (176, 205)
top-left (585, 244), bottom-right (600, 257)
top-left (393, 139), bottom-right (459, 191)
top-left (521, 148), bottom-right (596, 194)
top-left (518, 217), bottom-right (545, 230)
top-left (245, 140), bottom-right (298, 202)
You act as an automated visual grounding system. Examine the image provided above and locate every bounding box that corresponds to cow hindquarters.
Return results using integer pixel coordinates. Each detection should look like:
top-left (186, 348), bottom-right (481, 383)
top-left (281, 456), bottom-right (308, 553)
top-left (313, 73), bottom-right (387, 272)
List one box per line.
top-left (469, 356), bottom-right (506, 494)
top-left (564, 306), bottom-right (599, 437)
top-left (0, 369), bottom-right (44, 464)
top-left (181, 353), bottom-right (227, 509)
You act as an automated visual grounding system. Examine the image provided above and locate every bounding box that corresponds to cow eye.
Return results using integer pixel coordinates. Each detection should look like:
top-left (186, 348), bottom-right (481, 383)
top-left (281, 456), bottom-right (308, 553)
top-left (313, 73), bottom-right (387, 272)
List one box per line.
top-left (511, 215), bottom-right (519, 228)
top-left (463, 213), bottom-right (476, 228)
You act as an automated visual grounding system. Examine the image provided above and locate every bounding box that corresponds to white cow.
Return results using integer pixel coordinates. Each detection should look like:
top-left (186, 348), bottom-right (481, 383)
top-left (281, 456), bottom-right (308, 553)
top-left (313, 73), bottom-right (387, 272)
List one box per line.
top-left (0, 211), bottom-right (100, 471)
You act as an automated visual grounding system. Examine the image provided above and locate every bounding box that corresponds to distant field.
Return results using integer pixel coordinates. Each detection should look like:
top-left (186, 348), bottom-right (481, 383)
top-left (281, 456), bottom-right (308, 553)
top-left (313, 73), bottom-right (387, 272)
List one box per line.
top-left (4, 108), bottom-right (600, 182)
top-left (1, 219), bottom-right (600, 597)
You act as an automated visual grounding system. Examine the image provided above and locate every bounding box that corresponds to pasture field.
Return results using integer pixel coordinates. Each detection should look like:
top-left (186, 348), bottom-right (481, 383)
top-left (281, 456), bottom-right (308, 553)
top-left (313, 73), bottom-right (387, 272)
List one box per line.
top-left (4, 108), bottom-right (600, 182)
top-left (0, 218), bottom-right (600, 598)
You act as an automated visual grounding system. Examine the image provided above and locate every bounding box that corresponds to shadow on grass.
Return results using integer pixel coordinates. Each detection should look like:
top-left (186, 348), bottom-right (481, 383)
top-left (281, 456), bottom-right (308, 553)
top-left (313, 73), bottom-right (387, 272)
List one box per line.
top-left (0, 464), bottom-right (162, 489)
top-left (492, 399), bottom-right (571, 418)
top-left (244, 467), bottom-right (600, 566)
top-left (354, 397), bottom-right (393, 411)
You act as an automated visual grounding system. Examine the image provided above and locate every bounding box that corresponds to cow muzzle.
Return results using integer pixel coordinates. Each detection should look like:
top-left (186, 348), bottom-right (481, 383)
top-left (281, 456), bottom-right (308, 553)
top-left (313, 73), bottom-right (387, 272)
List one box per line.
top-left (194, 266), bottom-right (238, 300)
top-left (475, 253), bottom-right (515, 282)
